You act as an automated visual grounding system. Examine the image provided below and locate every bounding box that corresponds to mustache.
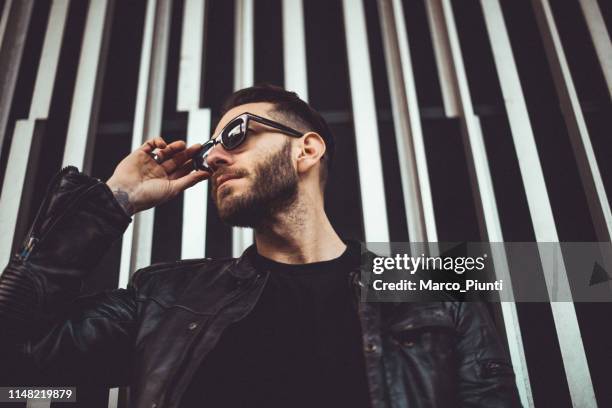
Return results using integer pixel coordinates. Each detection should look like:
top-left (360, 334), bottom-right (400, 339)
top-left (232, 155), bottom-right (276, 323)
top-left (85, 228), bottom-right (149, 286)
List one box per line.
top-left (212, 168), bottom-right (250, 189)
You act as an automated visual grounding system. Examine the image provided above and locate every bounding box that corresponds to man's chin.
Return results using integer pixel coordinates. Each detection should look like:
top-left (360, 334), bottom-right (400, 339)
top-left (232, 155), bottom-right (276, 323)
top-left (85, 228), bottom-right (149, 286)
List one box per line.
top-left (216, 195), bottom-right (257, 228)
top-left (213, 182), bottom-right (242, 209)
top-left (218, 210), bottom-right (260, 228)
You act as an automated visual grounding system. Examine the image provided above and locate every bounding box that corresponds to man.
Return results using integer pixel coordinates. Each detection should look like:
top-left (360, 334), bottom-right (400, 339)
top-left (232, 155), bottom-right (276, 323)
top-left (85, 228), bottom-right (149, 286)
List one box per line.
top-left (0, 85), bottom-right (520, 407)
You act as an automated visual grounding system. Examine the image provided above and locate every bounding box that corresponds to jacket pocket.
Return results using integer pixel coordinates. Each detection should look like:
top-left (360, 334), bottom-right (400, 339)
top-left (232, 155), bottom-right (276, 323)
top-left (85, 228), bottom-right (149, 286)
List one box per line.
top-left (479, 358), bottom-right (515, 378)
top-left (389, 304), bottom-right (457, 354)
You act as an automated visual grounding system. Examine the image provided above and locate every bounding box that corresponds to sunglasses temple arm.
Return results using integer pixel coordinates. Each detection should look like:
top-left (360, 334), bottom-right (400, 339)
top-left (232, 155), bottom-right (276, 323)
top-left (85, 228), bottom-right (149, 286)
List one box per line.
top-left (252, 115), bottom-right (302, 137)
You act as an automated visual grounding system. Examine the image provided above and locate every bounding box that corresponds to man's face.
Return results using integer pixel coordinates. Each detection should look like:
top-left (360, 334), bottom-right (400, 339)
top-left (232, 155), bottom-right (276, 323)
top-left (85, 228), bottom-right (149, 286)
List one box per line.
top-left (208, 102), bottom-right (300, 228)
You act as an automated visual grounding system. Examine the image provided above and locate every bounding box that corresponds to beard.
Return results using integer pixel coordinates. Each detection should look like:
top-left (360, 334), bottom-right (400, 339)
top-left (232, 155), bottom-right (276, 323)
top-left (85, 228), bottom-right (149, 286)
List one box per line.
top-left (212, 140), bottom-right (299, 228)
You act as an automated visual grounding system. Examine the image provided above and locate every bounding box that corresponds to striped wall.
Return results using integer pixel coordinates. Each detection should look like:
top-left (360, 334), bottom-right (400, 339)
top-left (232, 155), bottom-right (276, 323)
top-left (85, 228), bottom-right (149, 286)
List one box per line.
top-left (0, 0), bottom-right (610, 407)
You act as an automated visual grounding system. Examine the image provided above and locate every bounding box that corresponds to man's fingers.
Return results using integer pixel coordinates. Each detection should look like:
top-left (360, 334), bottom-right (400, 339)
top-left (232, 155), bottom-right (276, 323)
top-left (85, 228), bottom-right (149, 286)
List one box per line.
top-left (170, 170), bottom-right (209, 194)
top-left (168, 160), bottom-right (196, 180)
top-left (154, 140), bottom-right (186, 162)
top-left (141, 137), bottom-right (167, 153)
top-left (169, 159), bottom-right (212, 184)
top-left (162, 143), bottom-right (202, 173)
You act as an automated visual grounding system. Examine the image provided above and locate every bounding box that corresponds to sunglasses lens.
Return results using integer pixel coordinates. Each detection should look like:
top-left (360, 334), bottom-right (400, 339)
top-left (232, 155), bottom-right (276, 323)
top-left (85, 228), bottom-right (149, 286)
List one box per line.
top-left (195, 117), bottom-right (247, 172)
top-left (193, 142), bottom-right (214, 171)
top-left (221, 118), bottom-right (246, 149)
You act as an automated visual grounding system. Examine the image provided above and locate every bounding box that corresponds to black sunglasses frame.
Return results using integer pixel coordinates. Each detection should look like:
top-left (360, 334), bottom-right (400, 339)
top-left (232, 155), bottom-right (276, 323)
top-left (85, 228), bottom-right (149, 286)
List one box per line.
top-left (193, 112), bottom-right (304, 172)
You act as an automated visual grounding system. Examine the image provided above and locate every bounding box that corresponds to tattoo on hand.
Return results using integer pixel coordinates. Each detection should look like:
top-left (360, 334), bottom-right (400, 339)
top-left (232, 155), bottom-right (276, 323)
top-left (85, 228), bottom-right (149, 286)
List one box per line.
top-left (112, 189), bottom-right (135, 216)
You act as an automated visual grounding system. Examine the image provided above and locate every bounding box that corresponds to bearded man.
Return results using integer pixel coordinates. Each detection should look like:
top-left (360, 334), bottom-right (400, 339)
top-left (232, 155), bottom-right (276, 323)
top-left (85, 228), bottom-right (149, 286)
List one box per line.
top-left (0, 85), bottom-right (520, 407)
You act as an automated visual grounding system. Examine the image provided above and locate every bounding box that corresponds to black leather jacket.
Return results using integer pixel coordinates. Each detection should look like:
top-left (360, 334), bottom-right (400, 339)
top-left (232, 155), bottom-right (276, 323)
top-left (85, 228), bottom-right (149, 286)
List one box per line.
top-left (0, 167), bottom-right (521, 408)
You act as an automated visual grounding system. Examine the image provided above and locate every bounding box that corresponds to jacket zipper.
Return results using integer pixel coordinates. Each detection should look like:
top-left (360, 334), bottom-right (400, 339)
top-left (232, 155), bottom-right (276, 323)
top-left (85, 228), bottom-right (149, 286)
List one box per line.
top-left (17, 166), bottom-right (77, 260)
top-left (161, 271), bottom-right (267, 407)
top-left (17, 166), bottom-right (101, 262)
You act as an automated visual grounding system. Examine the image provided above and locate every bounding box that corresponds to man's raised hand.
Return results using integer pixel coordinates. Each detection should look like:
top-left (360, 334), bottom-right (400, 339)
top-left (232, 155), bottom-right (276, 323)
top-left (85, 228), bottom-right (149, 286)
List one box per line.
top-left (106, 137), bottom-right (210, 215)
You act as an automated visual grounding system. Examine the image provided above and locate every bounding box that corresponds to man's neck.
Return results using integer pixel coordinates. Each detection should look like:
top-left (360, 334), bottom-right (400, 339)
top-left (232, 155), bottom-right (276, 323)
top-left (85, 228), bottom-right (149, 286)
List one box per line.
top-left (253, 195), bottom-right (346, 265)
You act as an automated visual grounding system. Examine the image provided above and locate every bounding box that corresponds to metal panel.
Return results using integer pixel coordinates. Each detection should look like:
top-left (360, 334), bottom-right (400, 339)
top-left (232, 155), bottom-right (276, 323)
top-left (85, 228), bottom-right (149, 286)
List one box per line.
top-left (233, 0), bottom-right (254, 90)
top-left (118, 0), bottom-right (172, 289)
top-left (0, 0), bottom-right (33, 159)
top-left (481, 0), bottom-right (597, 406)
top-left (341, 0), bottom-right (389, 242)
top-left (107, 388), bottom-right (119, 408)
top-left (177, 0), bottom-right (209, 260)
top-left (425, 0), bottom-right (534, 405)
top-left (177, 0), bottom-right (206, 111)
top-left (532, 0), bottom-right (612, 245)
top-left (182, 109), bottom-right (211, 259)
top-left (578, 0), bottom-right (612, 97)
top-left (232, 0), bottom-right (255, 257)
top-left (0, 120), bottom-right (37, 266)
top-left (62, 0), bottom-right (114, 173)
top-left (282, 0), bottom-right (308, 100)
top-left (0, 0), bottom-right (69, 269)
top-left (424, 0), bottom-right (459, 117)
top-left (378, 0), bottom-right (438, 243)
top-left (29, 0), bottom-right (70, 119)
top-left (0, 0), bottom-right (12, 49)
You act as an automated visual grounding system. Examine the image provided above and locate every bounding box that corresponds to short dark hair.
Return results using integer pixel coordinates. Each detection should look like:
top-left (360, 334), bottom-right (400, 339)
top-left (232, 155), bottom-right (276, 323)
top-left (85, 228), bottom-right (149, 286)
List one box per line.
top-left (220, 84), bottom-right (334, 188)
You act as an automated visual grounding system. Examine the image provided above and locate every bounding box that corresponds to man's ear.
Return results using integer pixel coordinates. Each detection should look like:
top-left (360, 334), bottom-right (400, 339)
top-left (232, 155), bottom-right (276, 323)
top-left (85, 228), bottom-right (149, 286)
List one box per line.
top-left (297, 132), bottom-right (326, 174)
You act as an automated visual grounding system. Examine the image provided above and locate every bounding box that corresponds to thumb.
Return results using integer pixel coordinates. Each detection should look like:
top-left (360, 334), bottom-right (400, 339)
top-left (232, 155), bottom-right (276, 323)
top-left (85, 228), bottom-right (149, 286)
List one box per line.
top-left (169, 170), bottom-right (209, 194)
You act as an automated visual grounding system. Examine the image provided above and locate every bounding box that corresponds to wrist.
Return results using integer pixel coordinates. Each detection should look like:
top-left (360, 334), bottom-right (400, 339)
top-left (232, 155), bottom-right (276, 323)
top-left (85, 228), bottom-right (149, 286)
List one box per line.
top-left (106, 179), bottom-right (135, 216)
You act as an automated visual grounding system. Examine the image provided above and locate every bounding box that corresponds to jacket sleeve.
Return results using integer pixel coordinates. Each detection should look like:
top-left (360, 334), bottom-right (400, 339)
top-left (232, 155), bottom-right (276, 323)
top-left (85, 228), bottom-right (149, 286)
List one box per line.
top-left (455, 302), bottom-right (523, 407)
top-left (0, 166), bottom-right (137, 387)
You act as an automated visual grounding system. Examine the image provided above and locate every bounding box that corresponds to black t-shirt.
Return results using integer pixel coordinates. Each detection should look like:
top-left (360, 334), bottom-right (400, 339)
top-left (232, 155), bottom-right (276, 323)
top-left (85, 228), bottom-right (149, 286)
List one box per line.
top-left (178, 240), bottom-right (370, 408)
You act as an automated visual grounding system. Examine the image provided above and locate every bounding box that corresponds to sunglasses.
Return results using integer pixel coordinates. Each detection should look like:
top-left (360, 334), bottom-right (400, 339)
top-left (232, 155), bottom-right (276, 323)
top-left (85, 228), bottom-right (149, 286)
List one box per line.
top-left (193, 112), bottom-right (304, 172)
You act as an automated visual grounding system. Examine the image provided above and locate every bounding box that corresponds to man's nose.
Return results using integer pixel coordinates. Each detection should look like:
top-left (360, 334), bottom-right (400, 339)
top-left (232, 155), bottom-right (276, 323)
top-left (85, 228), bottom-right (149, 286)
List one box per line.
top-left (205, 143), bottom-right (233, 172)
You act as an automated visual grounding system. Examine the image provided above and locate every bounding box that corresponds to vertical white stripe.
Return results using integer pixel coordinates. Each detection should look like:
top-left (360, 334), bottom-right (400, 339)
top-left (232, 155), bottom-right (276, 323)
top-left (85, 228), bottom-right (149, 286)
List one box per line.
top-left (118, 0), bottom-right (155, 292)
top-left (0, 0), bottom-right (13, 51)
top-left (26, 400), bottom-right (49, 408)
top-left (391, 0), bottom-right (439, 243)
top-left (481, 0), bottom-right (596, 406)
top-left (233, 0), bottom-right (254, 90)
top-left (424, 0), bottom-right (459, 117)
top-left (111, 4), bottom-right (171, 405)
top-left (0, 121), bottom-right (36, 267)
top-left (341, 0), bottom-right (389, 242)
top-left (378, 0), bottom-right (438, 243)
top-left (114, 7), bottom-right (172, 404)
top-left (471, 118), bottom-right (533, 407)
top-left (500, 300), bottom-right (533, 407)
top-left (532, 0), bottom-right (612, 245)
top-left (182, 109), bottom-right (210, 259)
top-left (282, 0), bottom-right (308, 101)
top-left (118, 0), bottom-right (172, 289)
top-left (232, 0), bottom-right (255, 257)
top-left (62, 0), bottom-right (114, 173)
top-left (0, 0), bottom-right (70, 270)
top-left (106, 387), bottom-right (119, 408)
top-left (426, 0), bottom-right (536, 404)
top-left (578, 0), bottom-right (612, 97)
top-left (0, 0), bottom-right (33, 158)
top-left (177, 0), bottom-right (209, 261)
top-left (29, 0), bottom-right (70, 120)
top-left (177, 0), bottom-right (205, 111)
